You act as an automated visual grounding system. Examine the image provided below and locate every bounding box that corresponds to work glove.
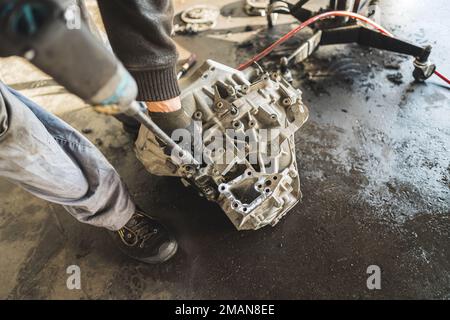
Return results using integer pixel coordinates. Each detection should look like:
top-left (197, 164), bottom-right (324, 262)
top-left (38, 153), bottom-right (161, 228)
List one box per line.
top-left (149, 108), bottom-right (203, 161)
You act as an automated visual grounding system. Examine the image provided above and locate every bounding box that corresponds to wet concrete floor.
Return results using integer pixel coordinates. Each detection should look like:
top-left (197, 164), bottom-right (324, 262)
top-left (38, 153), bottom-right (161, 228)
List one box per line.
top-left (0, 0), bottom-right (448, 299)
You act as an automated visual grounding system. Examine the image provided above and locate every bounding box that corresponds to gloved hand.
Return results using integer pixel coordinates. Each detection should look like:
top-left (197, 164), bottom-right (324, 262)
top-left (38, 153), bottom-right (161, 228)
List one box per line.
top-left (146, 97), bottom-right (191, 135)
top-left (146, 97), bottom-right (202, 160)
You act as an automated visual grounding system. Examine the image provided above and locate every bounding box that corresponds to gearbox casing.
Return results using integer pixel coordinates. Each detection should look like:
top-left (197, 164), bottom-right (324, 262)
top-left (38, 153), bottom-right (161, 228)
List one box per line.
top-left (135, 60), bottom-right (309, 230)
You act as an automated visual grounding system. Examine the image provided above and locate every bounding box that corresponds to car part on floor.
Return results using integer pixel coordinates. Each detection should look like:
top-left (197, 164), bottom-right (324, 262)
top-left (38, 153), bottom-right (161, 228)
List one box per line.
top-left (177, 4), bottom-right (220, 33)
top-left (137, 60), bottom-right (309, 230)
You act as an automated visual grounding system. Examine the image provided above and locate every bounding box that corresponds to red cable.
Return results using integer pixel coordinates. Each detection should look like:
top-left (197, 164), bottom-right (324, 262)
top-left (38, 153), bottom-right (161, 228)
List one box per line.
top-left (237, 11), bottom-right (393, 71)
top-left (237, 10), bottom-right (450, 86)
top-left (434, 70), bottom-right (450, 85)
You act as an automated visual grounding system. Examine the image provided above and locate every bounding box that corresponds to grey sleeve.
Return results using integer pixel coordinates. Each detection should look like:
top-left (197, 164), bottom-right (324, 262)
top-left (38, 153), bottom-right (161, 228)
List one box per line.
top-left (0, 89), bottom-right (9, 138)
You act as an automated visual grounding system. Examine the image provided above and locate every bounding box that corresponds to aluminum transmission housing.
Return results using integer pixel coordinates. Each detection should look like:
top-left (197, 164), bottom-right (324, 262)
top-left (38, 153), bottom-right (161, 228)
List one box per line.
top-left (135, 60), bottom-right (309, 230)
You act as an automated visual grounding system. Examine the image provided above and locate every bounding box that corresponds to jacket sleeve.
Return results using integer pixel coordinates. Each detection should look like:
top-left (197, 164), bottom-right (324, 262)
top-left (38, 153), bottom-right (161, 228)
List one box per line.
top-left (0, 90), bottom-right (9, 138)
top-left (97, 0), bottom-right (180, 101)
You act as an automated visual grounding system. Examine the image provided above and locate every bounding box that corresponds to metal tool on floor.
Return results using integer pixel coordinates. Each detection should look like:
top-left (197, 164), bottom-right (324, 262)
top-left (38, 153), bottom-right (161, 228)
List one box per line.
top-left (177, 53), bottom-right (197, 80)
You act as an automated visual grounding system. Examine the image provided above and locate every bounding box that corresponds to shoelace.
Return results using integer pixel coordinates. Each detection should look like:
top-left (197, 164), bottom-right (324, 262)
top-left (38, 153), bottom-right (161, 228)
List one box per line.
top-left (118, 216), bottom-right (158, 248)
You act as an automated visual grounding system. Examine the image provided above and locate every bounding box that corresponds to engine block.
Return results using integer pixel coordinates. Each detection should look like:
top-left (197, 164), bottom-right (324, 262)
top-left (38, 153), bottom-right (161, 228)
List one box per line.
top-left (135, 60), bottom-right (309, 230)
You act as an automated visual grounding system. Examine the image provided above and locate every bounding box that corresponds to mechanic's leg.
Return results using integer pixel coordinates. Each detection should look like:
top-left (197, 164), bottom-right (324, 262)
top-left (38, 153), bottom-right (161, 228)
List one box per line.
top-left (0, 83), bottom-right (134, 230)
top-left (0, 83), bottom-right (177, 263)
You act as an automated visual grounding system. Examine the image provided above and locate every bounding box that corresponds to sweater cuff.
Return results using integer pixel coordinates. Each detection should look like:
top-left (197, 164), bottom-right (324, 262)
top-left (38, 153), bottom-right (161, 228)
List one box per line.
top-left (130, 66), bottom-right (181, 102)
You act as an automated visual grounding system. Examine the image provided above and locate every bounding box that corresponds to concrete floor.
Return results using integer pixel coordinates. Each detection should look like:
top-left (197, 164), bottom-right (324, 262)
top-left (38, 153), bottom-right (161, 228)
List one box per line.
top-left (0, 0), bottom-right (449, 299)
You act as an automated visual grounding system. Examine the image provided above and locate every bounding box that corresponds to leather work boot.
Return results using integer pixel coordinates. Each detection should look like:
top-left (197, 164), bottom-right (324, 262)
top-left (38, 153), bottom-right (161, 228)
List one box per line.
top-left (110, 210), bottom-right (178, 264)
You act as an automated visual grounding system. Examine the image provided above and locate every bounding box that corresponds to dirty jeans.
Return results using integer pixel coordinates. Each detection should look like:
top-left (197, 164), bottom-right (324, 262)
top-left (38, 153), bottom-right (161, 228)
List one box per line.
top-left (0, 82), bottom-right (134, 231)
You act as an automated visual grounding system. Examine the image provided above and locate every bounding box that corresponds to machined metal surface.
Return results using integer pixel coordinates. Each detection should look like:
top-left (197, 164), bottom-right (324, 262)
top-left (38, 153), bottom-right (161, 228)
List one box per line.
top-left (137, 60), bottom-right (309, 230)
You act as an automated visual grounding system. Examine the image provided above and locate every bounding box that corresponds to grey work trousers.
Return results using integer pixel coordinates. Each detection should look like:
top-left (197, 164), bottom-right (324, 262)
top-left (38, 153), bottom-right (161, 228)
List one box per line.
top-left (0, 82), bottom-right (134, 231)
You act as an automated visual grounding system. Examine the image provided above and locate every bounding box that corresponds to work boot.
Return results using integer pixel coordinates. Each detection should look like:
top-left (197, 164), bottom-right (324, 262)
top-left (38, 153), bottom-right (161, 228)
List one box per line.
top-left (110, 210), bottom-right (178, 264)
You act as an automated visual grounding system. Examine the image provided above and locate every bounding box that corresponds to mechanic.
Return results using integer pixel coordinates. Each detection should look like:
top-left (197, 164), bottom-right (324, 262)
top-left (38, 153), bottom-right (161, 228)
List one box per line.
top-left (0, 0), bottom-right (192, 264)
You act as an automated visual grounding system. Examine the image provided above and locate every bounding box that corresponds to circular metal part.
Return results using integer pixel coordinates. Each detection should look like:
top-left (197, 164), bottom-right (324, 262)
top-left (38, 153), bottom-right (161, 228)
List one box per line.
top-left (193, 110), bottom-right (203, 120)
top-left (282, 97), bottom-right (292, 106)
top-left (268, 1), bottom-right (290, 15)
top-left (270, 72), bottom-right (281, 81)
top-left (181, 5), bottom-right (220, 31)
top-left (244, 0), bottom-right (269, 16)
top-left (183, 165), bottom-right (195, 174)
top-left (241, 84), bottom-right (250, 93)
top-left (232, 121), bottom-right (243, 129)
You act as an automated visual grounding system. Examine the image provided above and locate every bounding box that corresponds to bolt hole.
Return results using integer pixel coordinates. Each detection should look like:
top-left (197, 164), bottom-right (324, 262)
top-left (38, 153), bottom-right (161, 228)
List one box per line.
top-left (194, 111), bottom-right (203, 120)
top-left (273, 176), bottom-right (278, 180)
top-left (265, 188), bottom-right (271, 193)
top-left (265, 180), bottom-right (272, 186)
top-left (283, 97), bottom-right (292, 103)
